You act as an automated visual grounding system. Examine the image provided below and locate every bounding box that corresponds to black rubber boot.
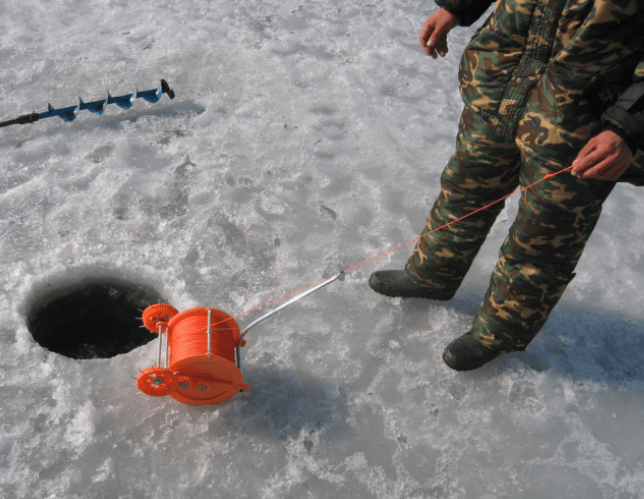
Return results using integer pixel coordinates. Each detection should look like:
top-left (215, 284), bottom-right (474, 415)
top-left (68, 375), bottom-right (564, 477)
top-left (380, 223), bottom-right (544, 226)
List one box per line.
top-left (368, 270), bottom-right (455, 300)
top-left (442, 331), bottom-right (504, 371)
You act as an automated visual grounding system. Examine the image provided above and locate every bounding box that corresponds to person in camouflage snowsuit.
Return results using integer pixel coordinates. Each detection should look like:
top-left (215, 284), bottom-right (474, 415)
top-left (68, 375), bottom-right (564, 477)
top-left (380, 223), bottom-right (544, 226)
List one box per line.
top-left (369, 0), bottom-right (644, 370)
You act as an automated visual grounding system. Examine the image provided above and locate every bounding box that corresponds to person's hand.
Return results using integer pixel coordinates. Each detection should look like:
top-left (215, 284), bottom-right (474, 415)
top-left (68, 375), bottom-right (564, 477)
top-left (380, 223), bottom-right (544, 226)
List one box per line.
top-left (420, 8), bottom-right (460, 59)
top-left (571, 130), bottom-right (633, 181)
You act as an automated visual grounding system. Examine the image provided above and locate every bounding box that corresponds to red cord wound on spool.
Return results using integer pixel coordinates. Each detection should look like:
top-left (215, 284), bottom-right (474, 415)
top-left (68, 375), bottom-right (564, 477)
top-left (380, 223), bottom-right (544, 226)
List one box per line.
top-left (136, 305), bottom-right (249, 406)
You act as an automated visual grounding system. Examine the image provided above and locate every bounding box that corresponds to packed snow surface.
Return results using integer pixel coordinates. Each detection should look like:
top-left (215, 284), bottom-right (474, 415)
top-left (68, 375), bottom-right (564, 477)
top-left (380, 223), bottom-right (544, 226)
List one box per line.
top-left (1, 0), bottom-right (644, 498)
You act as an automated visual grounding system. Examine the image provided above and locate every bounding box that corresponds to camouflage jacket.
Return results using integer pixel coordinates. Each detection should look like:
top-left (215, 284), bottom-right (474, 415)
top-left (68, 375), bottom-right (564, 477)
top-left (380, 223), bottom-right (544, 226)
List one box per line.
top-left (435, 0), bottom-right (644, 176)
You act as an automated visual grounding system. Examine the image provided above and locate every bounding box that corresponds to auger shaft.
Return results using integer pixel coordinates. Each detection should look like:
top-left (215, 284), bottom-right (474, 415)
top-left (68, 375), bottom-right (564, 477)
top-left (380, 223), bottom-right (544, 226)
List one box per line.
top-left (0, 79), bottom-right (175, 128)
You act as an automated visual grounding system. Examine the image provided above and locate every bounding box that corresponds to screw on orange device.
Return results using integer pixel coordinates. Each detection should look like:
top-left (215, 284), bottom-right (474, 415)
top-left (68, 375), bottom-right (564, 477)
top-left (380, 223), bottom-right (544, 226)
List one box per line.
top-left (136, 271), bottom-right (345, 405)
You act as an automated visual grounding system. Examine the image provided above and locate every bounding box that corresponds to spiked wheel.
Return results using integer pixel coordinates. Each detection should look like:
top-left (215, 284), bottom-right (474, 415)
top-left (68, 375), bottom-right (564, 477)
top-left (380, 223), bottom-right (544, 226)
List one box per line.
top-left (136, 366), bottom-right (176, 397)
top-left (142, 304), bottom-right (179, 332)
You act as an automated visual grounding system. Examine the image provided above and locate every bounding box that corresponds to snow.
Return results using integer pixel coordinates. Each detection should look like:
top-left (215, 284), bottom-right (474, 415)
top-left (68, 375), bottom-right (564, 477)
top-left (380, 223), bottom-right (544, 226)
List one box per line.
top-left (1, 0), bottom-right (644, 498)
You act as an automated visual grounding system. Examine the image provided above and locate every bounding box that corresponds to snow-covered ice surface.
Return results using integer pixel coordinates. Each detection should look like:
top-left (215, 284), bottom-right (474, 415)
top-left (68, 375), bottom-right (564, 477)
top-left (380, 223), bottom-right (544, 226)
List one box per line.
top-left (1, 0), bottom-right (644, 498)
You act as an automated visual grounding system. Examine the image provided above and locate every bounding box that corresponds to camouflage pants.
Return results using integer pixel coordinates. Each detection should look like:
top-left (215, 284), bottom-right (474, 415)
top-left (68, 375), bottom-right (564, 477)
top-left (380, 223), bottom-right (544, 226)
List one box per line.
top-left (407, 106), bottom-right (616, 352)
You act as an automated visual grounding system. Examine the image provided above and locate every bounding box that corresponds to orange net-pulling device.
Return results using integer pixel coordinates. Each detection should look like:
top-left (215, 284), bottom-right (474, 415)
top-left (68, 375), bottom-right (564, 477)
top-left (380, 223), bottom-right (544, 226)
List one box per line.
top-left (136, 271), bottom-right (345, 406)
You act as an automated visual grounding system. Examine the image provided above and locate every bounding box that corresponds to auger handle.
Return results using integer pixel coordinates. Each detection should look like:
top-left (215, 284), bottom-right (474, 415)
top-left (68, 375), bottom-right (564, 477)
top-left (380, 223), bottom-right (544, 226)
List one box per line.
top-left (160, 79), bottom-right (175, 99)
top-left (0, 112), bottom-right (40, 128)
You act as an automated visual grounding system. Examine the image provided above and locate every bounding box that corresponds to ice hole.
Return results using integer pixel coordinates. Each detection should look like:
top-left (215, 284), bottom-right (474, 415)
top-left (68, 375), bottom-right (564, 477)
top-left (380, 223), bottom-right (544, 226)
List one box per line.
top-left (26, 276), bottom-right (164, 359)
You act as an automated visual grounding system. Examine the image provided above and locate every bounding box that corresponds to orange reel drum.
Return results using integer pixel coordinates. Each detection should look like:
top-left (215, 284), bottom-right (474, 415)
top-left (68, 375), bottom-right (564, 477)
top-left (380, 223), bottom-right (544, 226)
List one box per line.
top-left (137, 304), bottom-right (249, 406)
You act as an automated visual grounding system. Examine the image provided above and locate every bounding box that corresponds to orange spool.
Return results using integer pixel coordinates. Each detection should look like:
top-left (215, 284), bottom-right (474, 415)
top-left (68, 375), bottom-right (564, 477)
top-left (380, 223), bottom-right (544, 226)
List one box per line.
top-left (136, 304), bottom-right (249, 406)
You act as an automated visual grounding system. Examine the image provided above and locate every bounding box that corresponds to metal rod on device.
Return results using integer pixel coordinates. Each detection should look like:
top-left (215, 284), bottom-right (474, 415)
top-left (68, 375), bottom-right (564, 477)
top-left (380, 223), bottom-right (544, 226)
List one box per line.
top-left (165, 327), bottom-right (170, 368)
top-left (239, 271), bottom-right (345, 341)
top-left (207, 308), bottom-right (212, 356)
top-left (157, 324), bottom-right (163, 366)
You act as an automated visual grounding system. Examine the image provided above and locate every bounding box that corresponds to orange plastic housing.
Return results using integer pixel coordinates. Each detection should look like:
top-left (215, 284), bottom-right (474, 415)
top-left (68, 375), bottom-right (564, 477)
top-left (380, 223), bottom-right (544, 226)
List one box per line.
top-left (137, 304), bottom-right (249, 406)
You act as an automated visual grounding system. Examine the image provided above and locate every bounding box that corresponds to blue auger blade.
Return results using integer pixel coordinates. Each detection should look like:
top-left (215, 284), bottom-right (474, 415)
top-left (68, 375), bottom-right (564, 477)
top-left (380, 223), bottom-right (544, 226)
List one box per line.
top-left (80, 97), bottom-right (106, 116)
top-left (108, 90), bottom-right (136, 110)
top-left (40, 103), bottom-right (78, 122)
top-left (0, 79), bottom-right (174, 128)
top-left (138, 81), bottom-right (164, 103)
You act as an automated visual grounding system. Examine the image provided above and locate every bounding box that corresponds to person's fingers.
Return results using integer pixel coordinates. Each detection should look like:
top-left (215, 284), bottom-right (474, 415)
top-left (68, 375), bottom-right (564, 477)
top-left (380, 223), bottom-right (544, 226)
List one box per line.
top-left (571, 147), bottom-right (601, 176)
top-left (419, 19), bottom-right (436, 56)
top-left (579, 155), bottom-right (615, 179)
top-left (425, 34), bottom-right (448, 58)
top-left (434, 35), bottom-right (449, 56)
top-left (575, 139), bottom-right (597, 160)
top-left (582, 154), bottom-right (629, 180)
top-left (428, 27), bottom-right (449, 51)
top-left (422, 35), bottom-right (437, 57)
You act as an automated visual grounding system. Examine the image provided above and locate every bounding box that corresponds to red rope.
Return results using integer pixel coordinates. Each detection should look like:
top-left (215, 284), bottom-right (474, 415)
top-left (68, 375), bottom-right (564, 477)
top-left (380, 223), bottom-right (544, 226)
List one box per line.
top-left (217, 165), bottom-right (575, 327)
top-left (172, 316), bottom-right (237, 363)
